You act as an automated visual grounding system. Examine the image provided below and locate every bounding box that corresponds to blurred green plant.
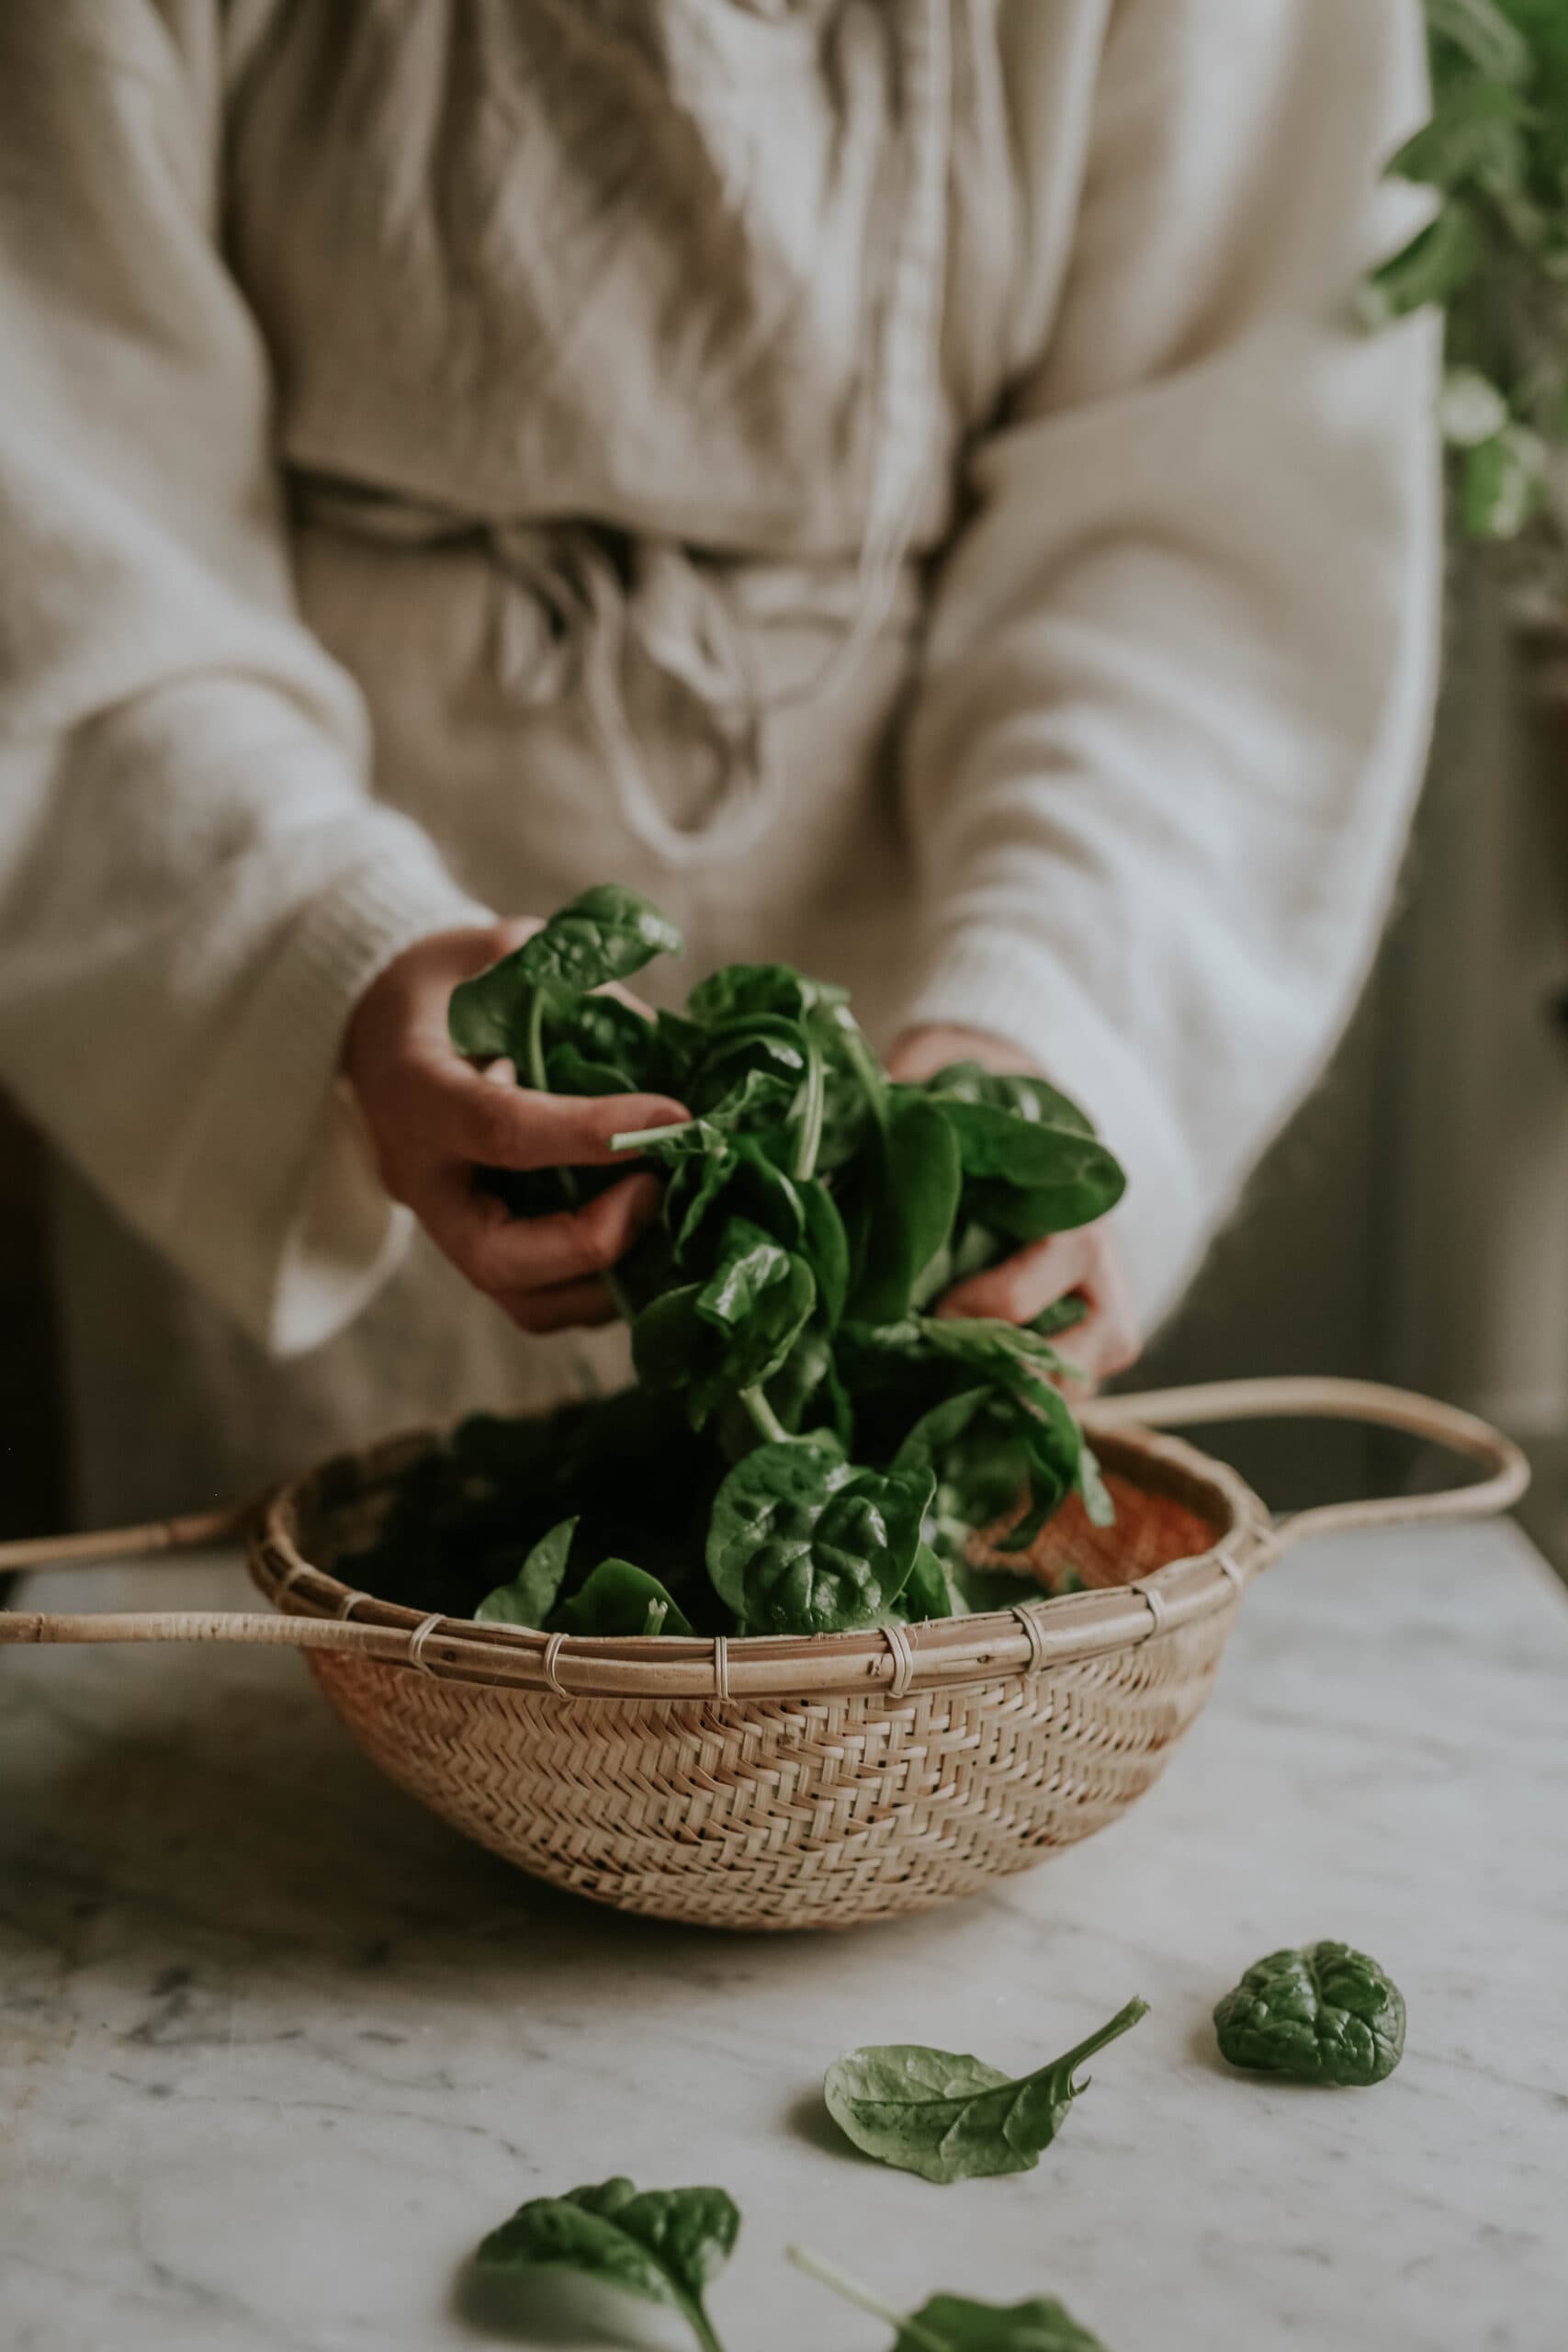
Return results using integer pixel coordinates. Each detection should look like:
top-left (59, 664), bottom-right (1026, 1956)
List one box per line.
top-left (1363, 0), bottom-right (1568, 539)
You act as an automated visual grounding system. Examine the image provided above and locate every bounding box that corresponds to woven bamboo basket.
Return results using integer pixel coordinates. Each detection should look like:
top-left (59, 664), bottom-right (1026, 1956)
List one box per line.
top-left (0, 1378), bottom-right (1526, 1933)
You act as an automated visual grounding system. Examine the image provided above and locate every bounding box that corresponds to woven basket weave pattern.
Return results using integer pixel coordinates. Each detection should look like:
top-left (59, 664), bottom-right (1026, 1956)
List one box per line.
top-left (267, 1431), bottom-right (1255, 1931)
top-left (308, 1614), bottom-right (1229, 1929)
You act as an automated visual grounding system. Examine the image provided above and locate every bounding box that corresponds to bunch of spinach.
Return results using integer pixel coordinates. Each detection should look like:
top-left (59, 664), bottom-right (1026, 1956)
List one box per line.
top-left (344, 883), bottom-right (1124, 1642)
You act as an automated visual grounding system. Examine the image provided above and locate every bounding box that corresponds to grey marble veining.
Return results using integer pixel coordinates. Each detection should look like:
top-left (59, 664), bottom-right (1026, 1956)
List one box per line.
top-left (1, 1520), bottom-right (1564, 2352)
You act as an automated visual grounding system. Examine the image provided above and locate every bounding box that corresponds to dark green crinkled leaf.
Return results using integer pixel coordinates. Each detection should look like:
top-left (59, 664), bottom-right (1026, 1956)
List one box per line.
top-left (708, 1442), bottom-right (931, 1634)
top-left (665, 1136), bottom-right (805, 1263)
top-left (477, 2177), bottom-right (737, 2352)
top-left (687, 961), bottom-right (848, 1026)
top-left (1213, 1942), bottom-right (1406, 2086)
top-left (634, 1225), bottom-right (818, 1427)
top-left (448, 887), bottom-right (682, 1061)
top-left (823, 1999), bottom-right (1147, 2184)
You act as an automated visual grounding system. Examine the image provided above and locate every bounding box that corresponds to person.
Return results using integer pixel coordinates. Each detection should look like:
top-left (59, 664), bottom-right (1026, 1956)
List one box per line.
top-left (0, 2), bottom-right (1438, 1526)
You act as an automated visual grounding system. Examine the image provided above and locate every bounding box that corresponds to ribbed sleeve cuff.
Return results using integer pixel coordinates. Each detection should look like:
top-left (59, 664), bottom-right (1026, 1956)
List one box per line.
top-left (168, 848), bottom-right (493, 1358)
top-left (898, 930), bottom-right (1210, 1332)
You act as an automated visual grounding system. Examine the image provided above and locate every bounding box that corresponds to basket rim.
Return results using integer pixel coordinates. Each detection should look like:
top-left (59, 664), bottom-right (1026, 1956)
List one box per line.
top-left (247, 1411), bottom-right (1274, 1702)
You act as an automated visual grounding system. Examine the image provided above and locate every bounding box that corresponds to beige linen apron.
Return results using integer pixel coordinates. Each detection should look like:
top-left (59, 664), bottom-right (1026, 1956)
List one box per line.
top-left (62, 0), bottom-right (1030, 1519)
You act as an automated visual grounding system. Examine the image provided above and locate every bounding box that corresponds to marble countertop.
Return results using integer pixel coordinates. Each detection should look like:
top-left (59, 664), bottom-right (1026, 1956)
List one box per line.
top-left (2, 1519), bottom-right (1564, 2352)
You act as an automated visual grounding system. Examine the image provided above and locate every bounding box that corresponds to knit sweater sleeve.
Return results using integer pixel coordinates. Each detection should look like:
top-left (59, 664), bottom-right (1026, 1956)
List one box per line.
top-left (899, 0), bottom-right (1441, 1330)
top-left (0, 5), bottom-right (491, 1355)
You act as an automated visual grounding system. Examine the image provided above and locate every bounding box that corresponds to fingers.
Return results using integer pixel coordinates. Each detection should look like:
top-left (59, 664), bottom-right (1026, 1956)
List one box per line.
top-left (419, 1170), bottom-right (662, 1302)
top-left (451, 1075), bottom-right (689, 1173)
top-left (496, 1277), bottom-right (621, 1336)
top-left (392, 1060), bottom-right (687, 1177)
top-left (938, 1227), bottom-right (1142, 1385)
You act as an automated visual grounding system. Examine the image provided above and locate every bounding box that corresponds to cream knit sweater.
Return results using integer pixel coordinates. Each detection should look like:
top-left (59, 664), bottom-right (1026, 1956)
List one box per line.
top-left (0, 1), bottom-right (1439, 1516)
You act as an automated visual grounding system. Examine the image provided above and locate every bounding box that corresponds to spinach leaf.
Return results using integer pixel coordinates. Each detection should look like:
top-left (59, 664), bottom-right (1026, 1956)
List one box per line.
top-left (687, 962), bottom-right (848, 1026)
top-left (916, 1064), bottom-right (1123, 1242)
top-left (1213, 1943), bottom-right (1405, 2086)
top-left (544, 1045), bottom-right (640, 1098)
top-left (667, 1136), bottom-right (806, 1263)
top-left (475, 1516), bottom-right (579, 1628)
top-left (846, 1093), bottom-right (964, 1325)
top-left (894, 1387), bottom-right (1049, 1576)
top-left (448, 886), bottom-right (682, 1062)
top-left (822, 1997), bottom-right (1148, 2183)
top-left (920, 1320), bottom-right (1111, 1533)
top-left (754, 1325), bottom-right (855, 1452)
top-left (553, 1558), bottom-right (694, 1639)
top-left (798, 1182), bottom-right (850, 1330)
top-left (688, 1026), bottom-right (807, 1124)
top-left (697, 1217), bottom-right (798, 1329)
top-left (892, 2293), bottom-right (1110, 2351)
top-left (477, 2177), bottom-right (737, 2352)
top-left (789, 2248), bottom-right (1111, 2352)
top-left (1029, 1295), bottom-right (1089, 1341)
top-left (921, 1062), bottom-right (1097, 1137)
top-left (707, 1442), bottom-right (931, 1634)
top-left (548, 991), bottom-right (664, 1087)
top-left (897, 1537), bottom-right (957, 1622)
top-left (633, 1222), bottom-right (818, 1427)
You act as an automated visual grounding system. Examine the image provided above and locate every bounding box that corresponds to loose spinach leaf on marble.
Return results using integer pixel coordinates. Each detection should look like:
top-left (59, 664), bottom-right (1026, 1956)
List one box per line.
top-left (1213, 1943), bottom-right (1406, 2086)
top-left (477, 2177), bottom-right (738, 2352)
top-left (789, 2247), bottom-right (1112, 2352)
top-left (707, 1442), bottom-right (931, 1634)
top-left (823, 1997), bottom-right (1148, 2183)
top-left (475, 1516), bottom-right (579, 1628)
top-left (552, 1558), bottom-right (694, 1639)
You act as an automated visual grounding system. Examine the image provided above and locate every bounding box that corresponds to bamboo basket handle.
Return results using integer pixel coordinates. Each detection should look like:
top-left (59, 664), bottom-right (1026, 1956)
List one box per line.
top-left (0, 1498), bottom-right (416, 1659)
top-left (1089, 1374), bottom-right (1529, 1558)
top-left (0, 1503), bottom-right (248, 1573)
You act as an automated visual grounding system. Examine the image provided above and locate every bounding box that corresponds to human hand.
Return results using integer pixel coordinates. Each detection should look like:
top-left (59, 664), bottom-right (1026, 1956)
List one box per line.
top-left (886, 1022), bottom-right (1141, 1387)
top-left (344, 921), bottom-right (688, 1333)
